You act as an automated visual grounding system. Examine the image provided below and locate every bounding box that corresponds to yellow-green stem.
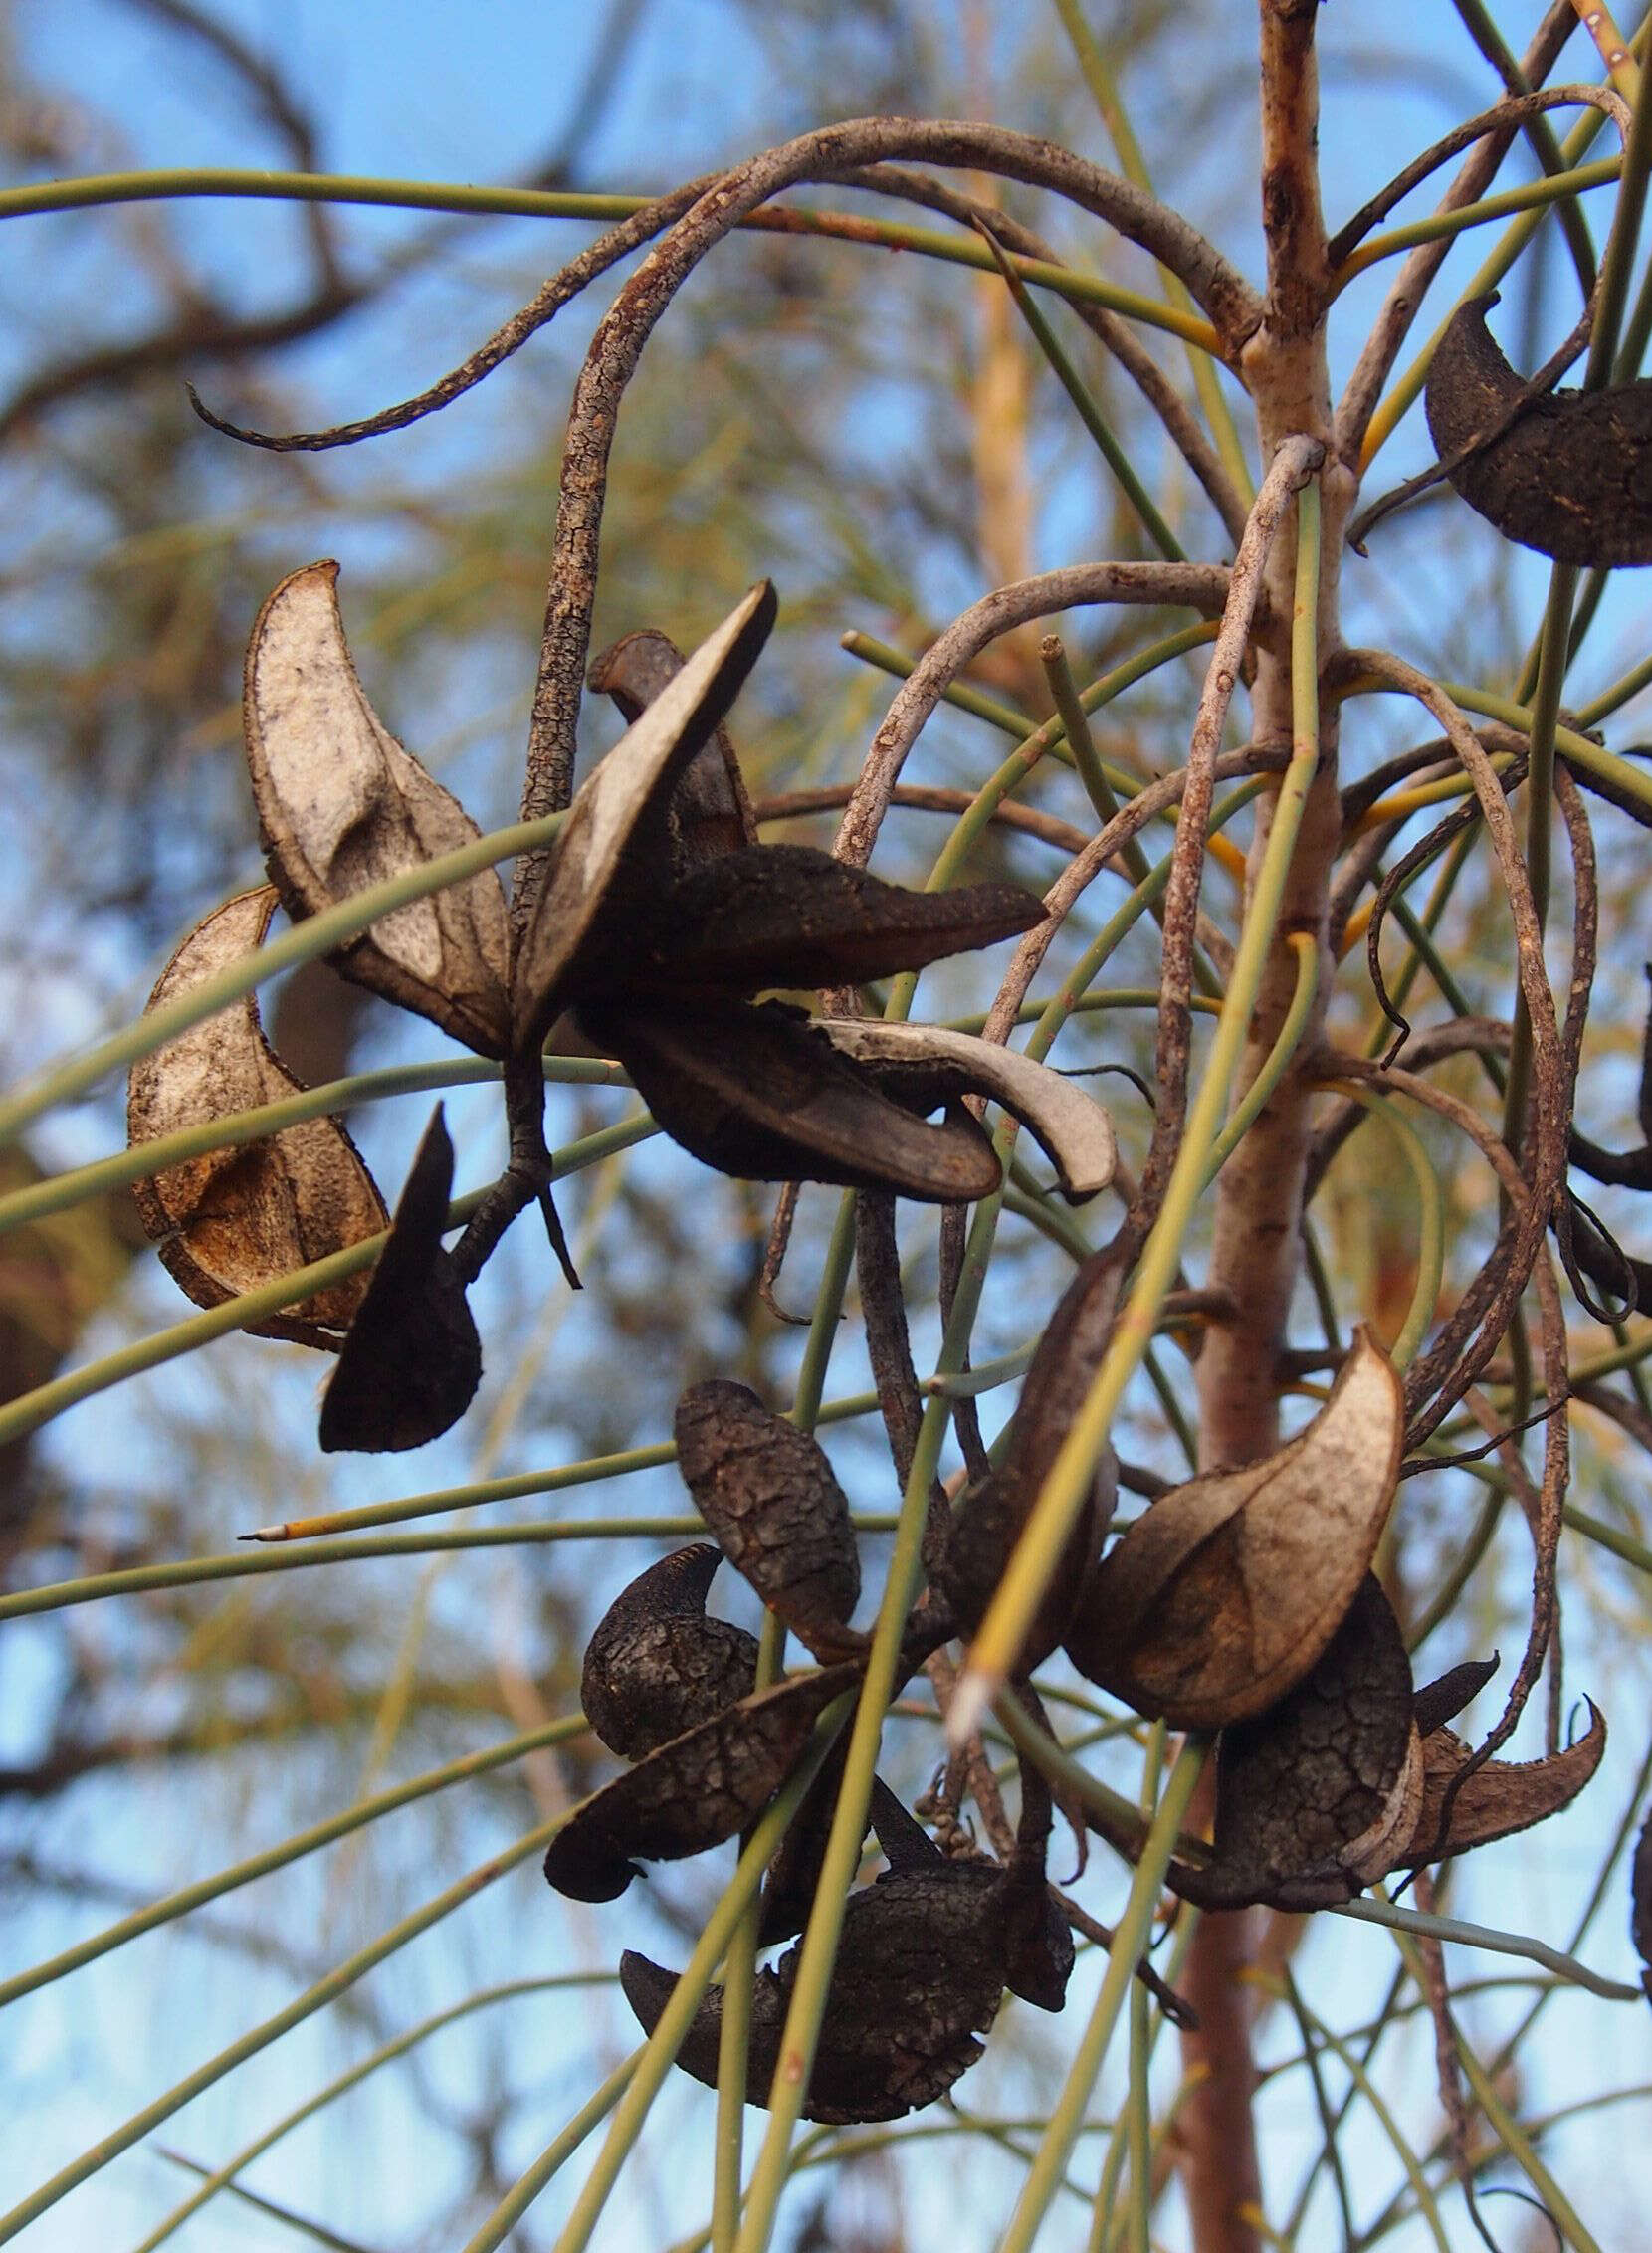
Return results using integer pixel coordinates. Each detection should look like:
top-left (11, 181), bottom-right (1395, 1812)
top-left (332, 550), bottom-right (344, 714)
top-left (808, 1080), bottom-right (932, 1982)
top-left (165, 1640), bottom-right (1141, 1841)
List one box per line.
top-left (995, 1739), bottom-right (1209, 2253)
top-left (553, 1710), bottom-right (851, 2253)
top-left (956, 484), bottom-right (1324, 1715)
top-left (0, 810), bottom-right (566, 1147)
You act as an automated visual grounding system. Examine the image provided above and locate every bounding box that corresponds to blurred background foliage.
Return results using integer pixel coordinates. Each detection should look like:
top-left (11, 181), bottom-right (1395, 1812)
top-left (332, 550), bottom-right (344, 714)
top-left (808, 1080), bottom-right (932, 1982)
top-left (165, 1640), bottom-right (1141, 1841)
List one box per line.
top-left (2, 3), bottom-right (1651, 2249)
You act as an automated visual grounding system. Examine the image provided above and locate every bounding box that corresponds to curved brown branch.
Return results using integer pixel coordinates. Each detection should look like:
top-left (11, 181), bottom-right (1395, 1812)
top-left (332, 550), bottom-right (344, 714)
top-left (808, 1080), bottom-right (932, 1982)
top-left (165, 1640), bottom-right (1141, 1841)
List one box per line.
top-left (1339, 647), bottom-right (1571, 1448)
top-left (848, 163), bottom-right (1252, 547)
top-left (1327, 84), bottom-right (1623, 272)
top-left (1137, 437), bottom-right (1323, 1223)
top-left (830, 561), bottom-right (1236, 876)
top-left (512, 117), bottom-right (1257, 879)
top-left (752, 783), bottom-right (1090, 855)
top-left (1336, 0), bottom-right (1592, 462)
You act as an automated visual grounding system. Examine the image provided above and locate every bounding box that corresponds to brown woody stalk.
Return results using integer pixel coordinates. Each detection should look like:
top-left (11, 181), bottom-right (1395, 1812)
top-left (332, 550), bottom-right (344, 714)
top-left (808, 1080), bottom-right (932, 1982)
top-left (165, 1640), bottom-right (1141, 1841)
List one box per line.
top-left (1170, 12), bottom-right (1346, 2249)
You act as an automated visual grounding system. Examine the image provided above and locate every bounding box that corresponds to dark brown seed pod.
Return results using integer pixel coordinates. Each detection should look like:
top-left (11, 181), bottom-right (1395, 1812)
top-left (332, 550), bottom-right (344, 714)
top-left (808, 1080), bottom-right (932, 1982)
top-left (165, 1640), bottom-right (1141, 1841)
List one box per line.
top-left (674, 1381), bottom-right (860, 1646)
top-left (580, 1545), bottom-right (758, 1759)
top-left (1192, 1575), bottom-right (1420, 1912)
top-left (586, 626), bottom-right (757, 875)
top-left (578, 997), bottom-right (1004, 1204)
top-left (317, 1105), bottom-right (481, 1453)
top-left (1412, 1654), bottom-right (1499, 1740)
top-left (620, 1854), bottom-right (1066, 2124)
top-left (1425, 294), bottom-right (1652, 565)
top-left (1570, 964), bottom-right (1652, 1189)
top-left (126, 885), bottom-right (389, 1347)
top-left (543, 1662), bottom-right (860, 1903)
top-left (1401, 1700), bottom-right (1607, 1866)
top-left (616, 845), bottom-right (1043, 998)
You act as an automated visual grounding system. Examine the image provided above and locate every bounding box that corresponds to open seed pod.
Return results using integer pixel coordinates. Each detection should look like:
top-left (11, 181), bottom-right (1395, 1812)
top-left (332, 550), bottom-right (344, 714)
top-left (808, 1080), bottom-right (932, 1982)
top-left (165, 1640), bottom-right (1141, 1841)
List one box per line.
top-left (543, 1662), bottom-right (860, 1903)
top-left (674, 1380), bottom-right (861, 1654)
top-left (317, 1105), bottom-right (481, 1453)
top-left (243, 562), bottom-right (513, 1057)
top-left (1400, 1700), bottom-right (1607, 1867)
top-left (511, 581), bottom-right (779, 1052)
top-left (581, 997), bottom-right (1006, 1203)
top-left (586, 625), bottom-right (757, 875)
top-left (580, 1545), bottom-right (759, 1758)
top-left (616, 845), bottom-right (1044, 1000)
top-left (1179, 1575), bottom-right (1421, 1911)
top-left (818, 1021), bottom-right (1117, 1204)
top-left (620, 1845), bottom-right (1067, 2123)
top-left (126, 885), bottom-right (388, 1347)
top-left (1425, 294), bottom-right (1652, 566)
top-left (1067, 1330), bottom-right (1403, 1729)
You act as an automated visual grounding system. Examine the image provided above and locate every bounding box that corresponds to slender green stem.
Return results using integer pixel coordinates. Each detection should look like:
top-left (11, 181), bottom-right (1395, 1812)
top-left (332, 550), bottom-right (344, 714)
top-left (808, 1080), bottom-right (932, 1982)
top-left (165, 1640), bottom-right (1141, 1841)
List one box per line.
top-left (1126, 1726), bottom-right (1165, 2253)
top-left (978, 225), bottom-right (1184, 559)
top-left (1573, 642), bottom-right (1652, 723)
top-left (0, 166), bottom-right (1219, 340)
top-left (1403, 1475), bottom-right (1505, 1649)
top-left (854, 621), bottom-right (1219, 768)
top-left (1359, 100), bottom-right (1619, 464)
top-left (243, 1386), bottom-right (881, 1545)
top-left (461, 2057), bottom-right (641, 2253)
top-left (0, 811), bottom-right (567, 1148)
top-left (552, 1714), bottom-right (849, 2253)
top-left (1563, 1499), bottom-right (1652, 1572)
top-left (1280, 1968), bottom-right (1357, 2253)
top-left (0, 1805), bottom-right (578, 2244)
top-left (1453, 2033), bottom-right (1604, 2252)
top-left (0, 1717), bottom-right (589, 2009)
top-left (148, 2155), bottom-right (375, 2253)
top-left (1349, 672), bottom-right (1652, 820)
top-left (715, 1184), bottom-right (863, 2253)
top-left (1049, 0), bottom-right (1252, 496)
top-left (1202, 930), bottom-right (1319, 1183)
top-left (132, 1978), bottom-right (620, 2253)
top-left (0, 169), bottom-right (652, 225)
top-left (1257, 1975), bottom-right (1451, 2253)
top-left (839, 631), bottom-right (1036, 738)
top-left (729, 1322), bottom-right (971, 2253)
top-left (1321, 1083), bottom-right (1444, 1370)
top-left (1039, 637), bottom-right (1224, 998)
top-left (992, 1683), bottom-right (1205, 1858)
top-left (0, 1054), bottom-right (628, 1239)
top-left (0, 1507), bottom-right (903, 1622)
top-left (995, 1740), bottom-right (1208, 2253)
top-left (1026, 780), bottom-right (1272, 1066)
top-left (959, 484), bottom-right (1324, 1709)
top-left (1328, 1898), bottom-right (1642, 2003)
top-left (1337, 156), bottom-right (1620, 284)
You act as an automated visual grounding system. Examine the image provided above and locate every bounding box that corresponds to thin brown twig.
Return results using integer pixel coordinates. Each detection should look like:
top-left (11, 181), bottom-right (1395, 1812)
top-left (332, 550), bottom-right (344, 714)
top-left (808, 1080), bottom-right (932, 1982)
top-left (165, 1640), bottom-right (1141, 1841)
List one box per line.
top-left (1336, 650), bottom-right (1571, 1444)
top-left (1326, 84), bottom-right (1625, 270)
top-left (848, 163), bottom-right (1251, 546)
top-left (1335, 0), bottom-right (1590, 461)
top-left (1410, 1867), bottom-right (1496, 2251)
top-left (829, 559), bottom-right (1236, 876)
top-left (1136, 437), bottom-right (1324, 1225)
top-left (751, 782), bottom-right (1090, 855)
